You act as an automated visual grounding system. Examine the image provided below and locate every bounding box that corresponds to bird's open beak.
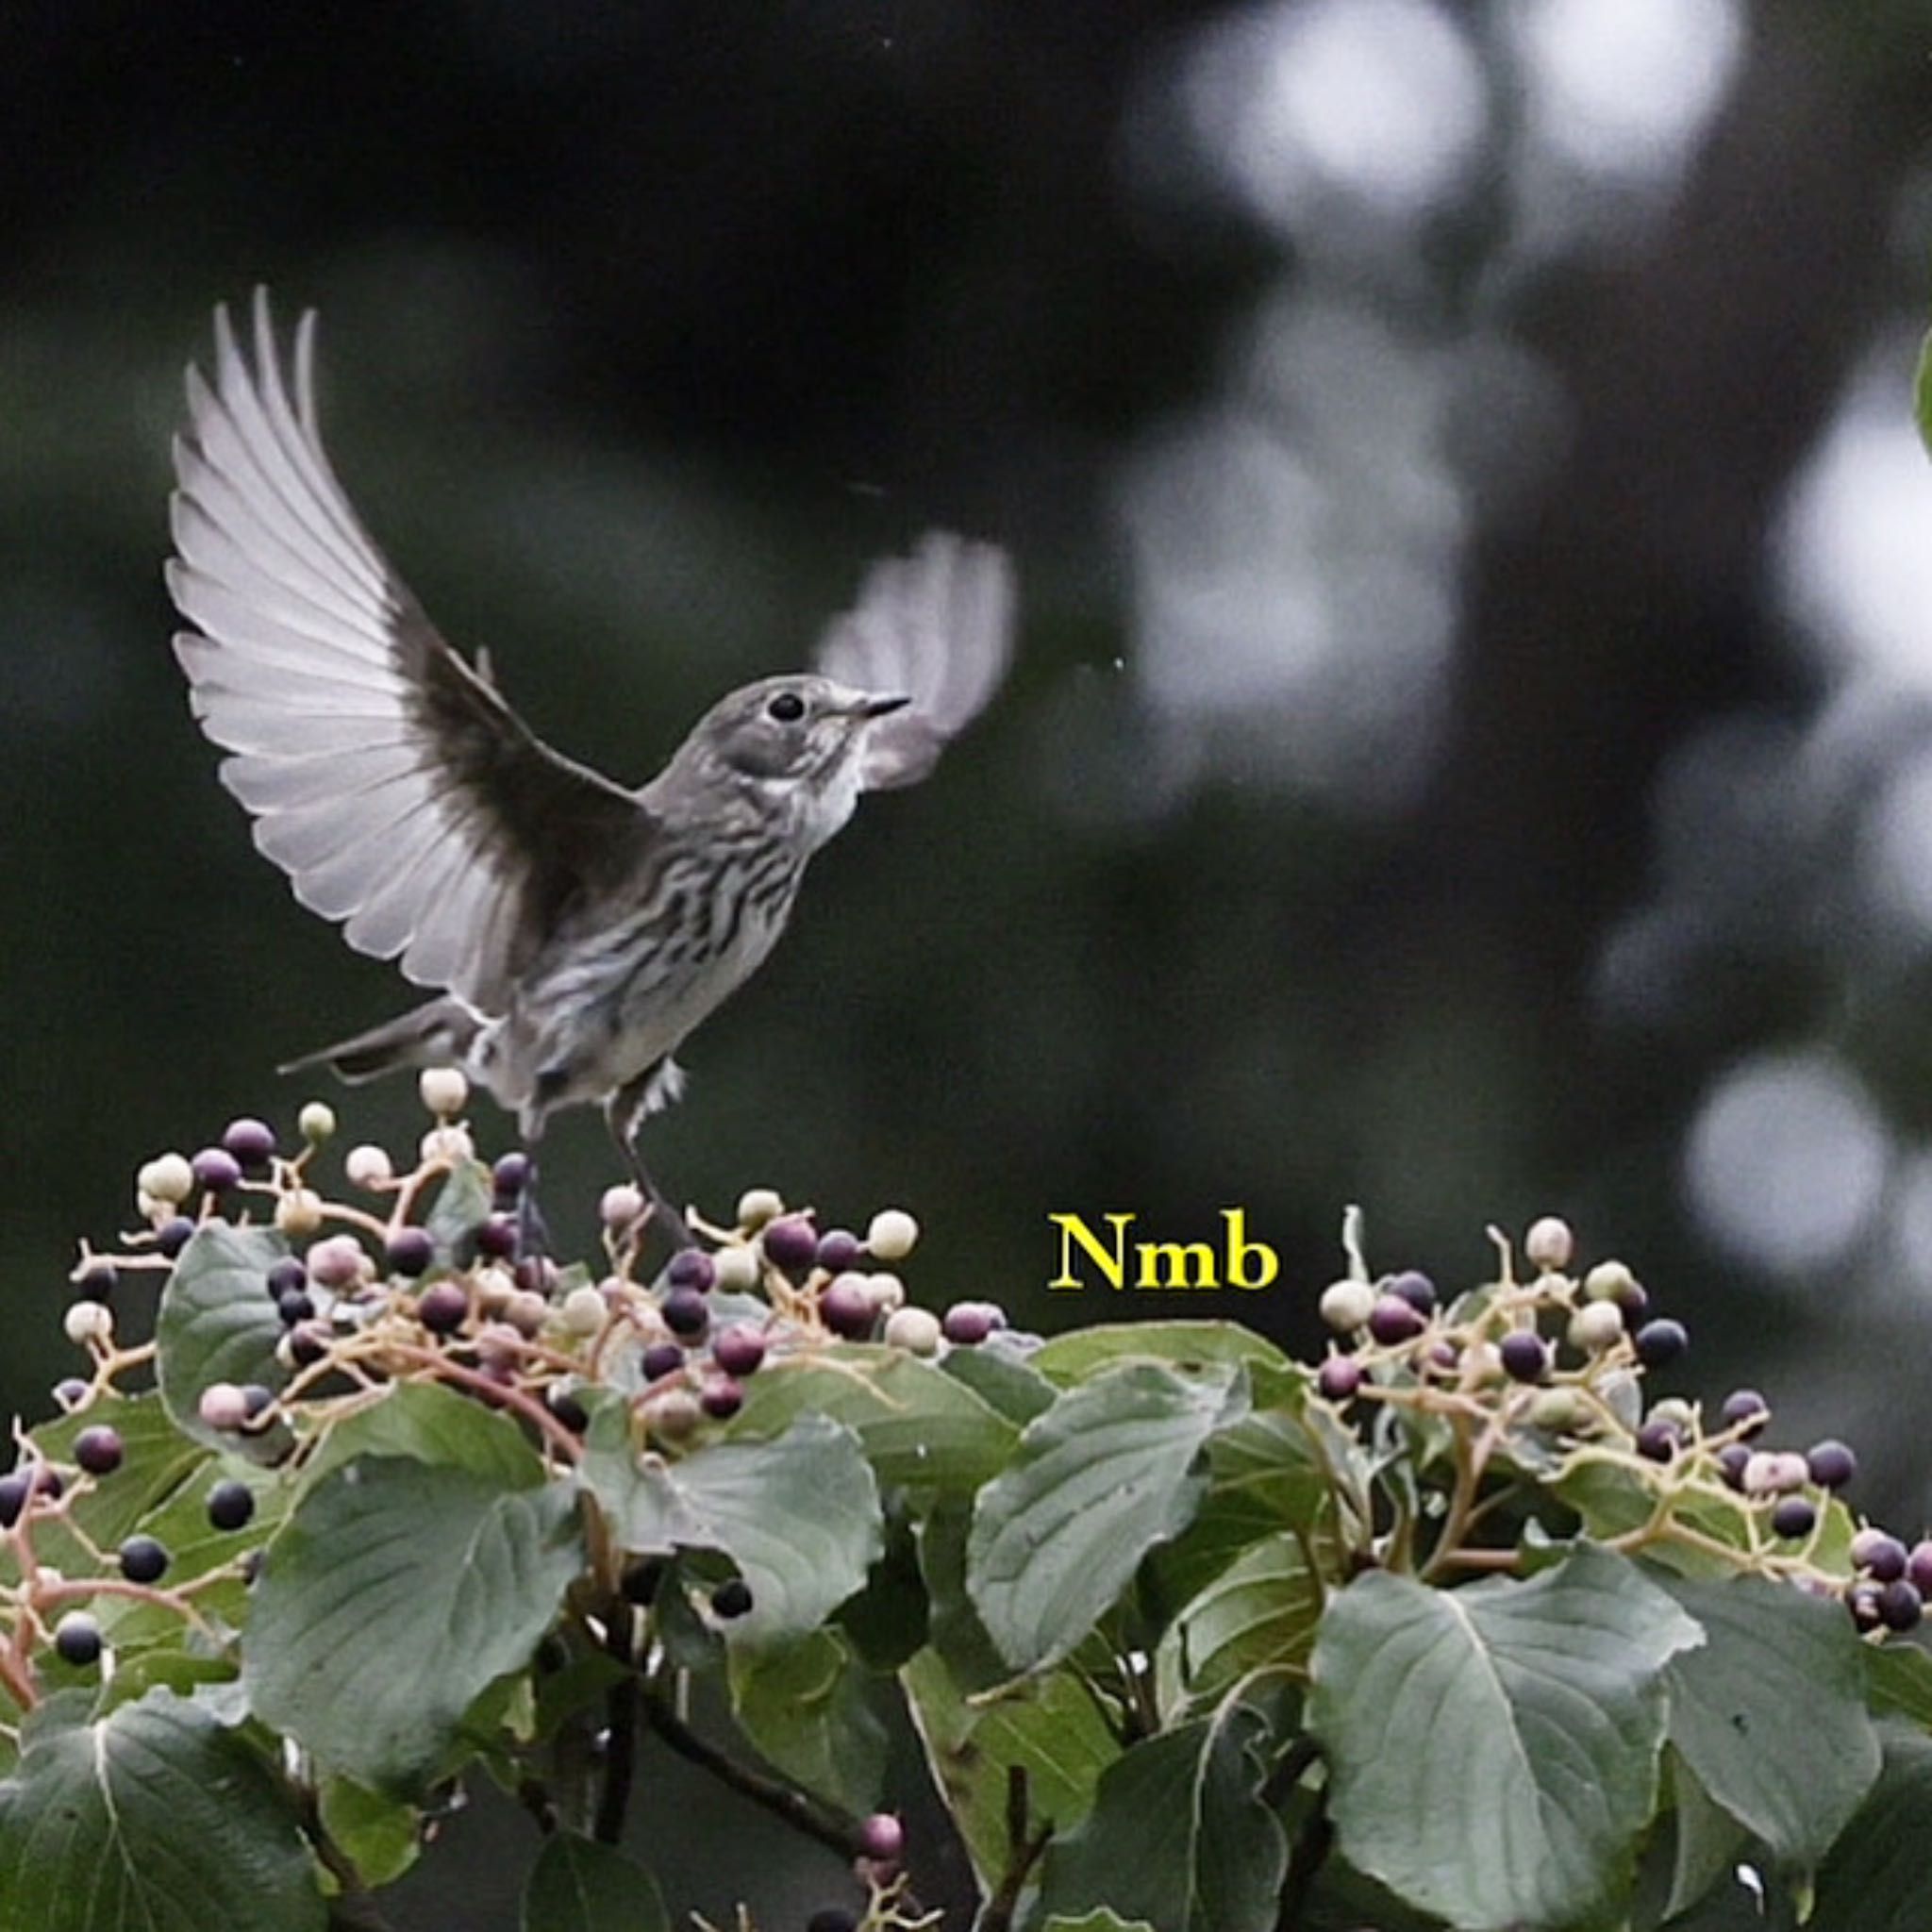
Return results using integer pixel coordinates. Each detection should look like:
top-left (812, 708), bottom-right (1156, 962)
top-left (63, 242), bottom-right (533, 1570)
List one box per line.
top-left (861, 693), bottom-right (911, 719)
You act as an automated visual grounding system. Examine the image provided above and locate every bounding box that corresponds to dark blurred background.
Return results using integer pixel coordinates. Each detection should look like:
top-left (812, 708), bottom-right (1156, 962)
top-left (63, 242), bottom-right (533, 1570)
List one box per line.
top-left (7, 0), bottom-right (1932, 1920)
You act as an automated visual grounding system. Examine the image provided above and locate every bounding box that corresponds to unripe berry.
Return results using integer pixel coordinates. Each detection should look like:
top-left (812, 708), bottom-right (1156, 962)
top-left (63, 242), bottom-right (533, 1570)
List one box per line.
top-left (344, 1143), bottom-right (394, 1190)
top-left (192, 1143), bottom-right (243, 1190)
top-left (119, 1534), bottom-right (170, 1584)
top-left (138, 1153), bottom-right (196, 1205)
top-left (735, 1187), bottom-right (784, 1229)
top-left (710, 1324), bottom-right (767, 1376)
top-left (1529, 1387), bottom-right (1582, 1433)
top-left (883, 1307), bottom-right (941, 1356)
top-left (1498, 1331), bottom-right (1549, 1384)
top-left (73, 1263), bottom-right (117, 1305)
top-left (559, 1284), bottom-right (608, 1338)
top-left (385, 1227), bottom-right (436, 1277)
top-left (419, 1124), bottom-right (474, 1165)
top-left (1317, 1357), bottom-right (1362, 1403)
top-left (1318, 1279), bottom-right (1376, 1332)
top-left (54, 1612), bottom-right (102, 1667)
top-left (1633, 1318), bottom-right (1688, 1368)
top-left (275, 1189), bottom-right (325, 1238)
top-left (74, 1426), bottom-right (124, 1476)
top-left (296, 1100), bottom-right (337, 1143)
top-left (865, 1272), bottom-right (907, 1315)
top-left (644, 1389), bottom-right (702, 1442)
top-left (865, 1209), bottom-right (920, 1262)
top-left (1806, 1440), bottom-right (1858, 1491)
top-left (760, 1216), bottom-right (819, 1274)
top-left (821, 1274), bottom-right (878, 1340)
top-left (418, 1067), bottom-right (469, 1117)
top-left (1770, 1496), bottom-right (1816, 1541)
top-left (1568, 1300), bottom-right (1624, 1354)
top-left (64, 1301), bottom-right (113, 1347)
top-left (417, 1281), bottom-right (470, 1334)
top-left (207, 1479), bottom-right (256, 1531)
top-left (1524, 1217), bottom-right (1574, 1272)
top-left (475, 1323), bottom-right (526, 1372)
top-left (600, 1183), bottom-right (646, 1230)
top-left (1583, 1260), bottom-right (1647, 1314)
top-left (1367, 1295), bottom-right (1425, 1346)
top-left (306, 1235), bottom-right (367, 1289)
top-left (199, 1382), bottom-right (250, 1430)
top-left (710, 1243), bottom-right (761, 1292)
top-left (502, 1290), bottom-right (549, 1337)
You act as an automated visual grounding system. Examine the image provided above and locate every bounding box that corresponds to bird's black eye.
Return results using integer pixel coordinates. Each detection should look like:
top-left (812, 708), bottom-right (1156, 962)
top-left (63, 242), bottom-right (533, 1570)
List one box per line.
top-left (766, 691), bottom-right (807, 724)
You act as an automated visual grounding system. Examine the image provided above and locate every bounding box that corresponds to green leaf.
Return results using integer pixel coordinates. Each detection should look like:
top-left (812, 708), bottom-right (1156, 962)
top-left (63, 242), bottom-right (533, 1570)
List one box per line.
top-left (1307, 1543), bottom-right (1703, 1931)
top-left (1662, 1749), bottom-right (1750, 1925)
top-left (1808, 1721), bottom-right (1932, 1932)
top-left (1553, 1459), bottom-right (1757, 1575)
top-left (583, 1412), bottom-right (882, 1647)
top-left (939, 1341), bottom-right (1058, 1424)
top-left (1030, 1321), bottom-right (1290, 1386)
top-left (1658, 1572), bottom-right (1880, 1868)
top-left (521, 1831), bottom-right (670, 1932)
top-left (1916, 325), bottom-right (1932, 461)
top-left (24, 1394), bottom-right (210, 1566)
top-left (0, 1689), bottom-right (325, 1932)
top-left (318, 1776), bottom-right (421, 1889)
top-left (155, 1223), bottom-right (295, 1460)
top-left (242, 1456), bottom-right (583, 1790)
top-left (967, 1363), bottom-right (1244, 1673)
top-left (899, 1644), bottom-right (1120, 1893)
top-left (1036, 1699), bottom-right (1287, 1932)
top-left (301, 1376), bottom-right (547, 1491)
top-left (1042, 1915), bottom-right (1158, 1932)
top-left (728, 1629), bottom-right (889, 1814)
top-left (425, 1157), bottom-right (494, 1264)
top-left (727, 1345), bottom-right (1018, 1491)
top-left (1155, 1532), bottom-right (1321, 1718)
top-left (1864, 1638), bottom-right (1932, 1727)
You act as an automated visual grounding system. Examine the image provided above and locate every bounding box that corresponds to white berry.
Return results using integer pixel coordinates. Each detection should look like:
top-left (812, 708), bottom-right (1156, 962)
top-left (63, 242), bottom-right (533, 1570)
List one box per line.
top-left (138, 1154), bottom-right (195, 1206)
top-left (884, 1307), bottom-right (941, 1356)
top-left (417, 1067), bottom-right (469, 1118)
top-left (735, 1188), bottom-right (784, 1230)
top-left (64, 1300), bottom-right (114, 1347)
top-left (344, 1143), bottom-right (394, 1189)
top-left (865, 1208), bottom-right (920, 1261)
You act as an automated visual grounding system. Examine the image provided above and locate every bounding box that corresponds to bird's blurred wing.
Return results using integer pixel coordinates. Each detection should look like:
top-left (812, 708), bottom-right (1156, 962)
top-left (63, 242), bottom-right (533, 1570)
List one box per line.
top-left (168, 291), bottom-right (654, 1011)
top-left (813, 531), bottom-right (1015, 790)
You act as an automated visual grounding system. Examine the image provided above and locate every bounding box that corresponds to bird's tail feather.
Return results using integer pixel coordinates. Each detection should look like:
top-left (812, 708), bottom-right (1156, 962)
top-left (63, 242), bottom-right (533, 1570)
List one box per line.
top-left (278, 996), bottom-right (481, 1085)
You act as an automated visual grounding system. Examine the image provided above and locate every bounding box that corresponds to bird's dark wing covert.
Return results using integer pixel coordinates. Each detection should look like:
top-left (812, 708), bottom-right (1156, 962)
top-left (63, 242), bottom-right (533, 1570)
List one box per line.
top-left (168, 291), bottom-right (654, 1009)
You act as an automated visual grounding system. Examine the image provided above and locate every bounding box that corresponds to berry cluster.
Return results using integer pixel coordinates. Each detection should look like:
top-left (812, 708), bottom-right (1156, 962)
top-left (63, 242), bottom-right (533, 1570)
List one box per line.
top-left (1311, 1213), bottom-right (1918, 1622)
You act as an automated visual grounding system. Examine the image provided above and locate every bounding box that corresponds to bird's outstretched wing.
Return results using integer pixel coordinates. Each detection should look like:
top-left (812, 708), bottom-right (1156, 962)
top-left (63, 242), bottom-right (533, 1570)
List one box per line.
top-left (813, 531), bottom-right (1015, 790)
top-left (168, 291), bottom-right (654, 1011)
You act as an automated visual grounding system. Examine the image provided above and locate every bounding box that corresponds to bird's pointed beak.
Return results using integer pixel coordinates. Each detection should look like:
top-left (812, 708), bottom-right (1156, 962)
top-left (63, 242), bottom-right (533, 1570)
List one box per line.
top-left (860, 692), bottom-right (911, 719)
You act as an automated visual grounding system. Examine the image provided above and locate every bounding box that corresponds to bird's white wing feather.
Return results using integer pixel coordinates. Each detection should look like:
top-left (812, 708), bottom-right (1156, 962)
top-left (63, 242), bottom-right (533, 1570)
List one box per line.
top-left (813, 532), bottom-right (1015, 790)
top-left (168, 291), bottom-right (651, 1009)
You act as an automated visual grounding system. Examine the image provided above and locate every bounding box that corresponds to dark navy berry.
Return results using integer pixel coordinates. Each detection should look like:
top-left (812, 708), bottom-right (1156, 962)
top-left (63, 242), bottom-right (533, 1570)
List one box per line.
top-left (1386, 1270), bottom-right (1437, 1314)
top-left (157, 1217), bottom-right (197, 1258)
top-left (815, 1228), bottom-right (863, 1274)
top-left (1633, 1319), bottom-right (1688, 1368)
top-left (266, 1257), bottom-right (308, 1300)
top-left (1636, 1421), bottom-right (1680, 1463)
top-left (491, 1152), bottom-right (532, 1200)
top-left (1498, 1331), bottom-right (1549, 1384)
top-left (1719, 1389), bottom-right (1769, 1436)
top-left (665, 1248), bottom-right (716, 1293)
top-left (1716, 1443), bottom-right (1751, 1491)
top-left (54, 1613), bottom-right (102, 1667)
top-left (119, 1534), bottom-right (170, 1584)
top-left (641, 1342), bottom-right (687, 1381)
top-left (1852, 1527), bottom-right (1908, 1581)
top-left (207, 1479), bottom-right (255, 1532)
top-left (1908, 1541), bottom-right (1932, 1598)
top-left (74, 1264), bottom-right (117, 1304)
top-left (662, 1287), bottom-right (709, 1339)
top-left (74, 1426), bottom-right (123, 1476)
top-left (1770, 1496), bottom-right (1816, 1540)
top-left (289, 1321), bottom-right (331, 1366)
top-left (546, 1385), bottom-right (590, 1433)
top-left (0, 1474), bottom-right (27, 1527)
top-left (711, 1577), bottom-right (753, 1619)
top-left (386, 1227), bottom-right (435, 1277)
top-left (276, 1289), bottom-right (315, 1326)
top-left (1879, 1577), bottom-right (1924, 1633)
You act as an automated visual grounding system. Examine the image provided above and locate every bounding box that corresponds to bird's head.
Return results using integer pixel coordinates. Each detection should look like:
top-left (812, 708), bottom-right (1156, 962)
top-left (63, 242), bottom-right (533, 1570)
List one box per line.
top-left (672, 674), bottom-right (909, 841)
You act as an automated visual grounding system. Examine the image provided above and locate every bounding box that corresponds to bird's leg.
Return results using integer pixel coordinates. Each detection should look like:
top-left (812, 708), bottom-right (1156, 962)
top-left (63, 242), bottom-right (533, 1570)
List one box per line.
top-left (605, 1072), bottom-right (694, 1252)
top-left (516, 1105), bottom-right (554, 1262)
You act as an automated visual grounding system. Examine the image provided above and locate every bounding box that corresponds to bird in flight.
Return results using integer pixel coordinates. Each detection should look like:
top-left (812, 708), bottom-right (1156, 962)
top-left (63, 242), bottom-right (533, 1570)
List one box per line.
top-left (167, 291), bottom-right (1014, 1246)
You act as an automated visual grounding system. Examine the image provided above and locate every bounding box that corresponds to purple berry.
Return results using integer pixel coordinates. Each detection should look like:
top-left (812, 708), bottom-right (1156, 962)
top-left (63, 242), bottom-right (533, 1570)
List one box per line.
top-left (1716, 1443), bottom-right (1751, 1491)
top-left (192, 1146), bottom-right (243, 1193)
top-left (207, 1479), bottom-right (255, 1532)
top-left (1852, 1527), bottom-right (1908, 1581)
top-left (1636, 1421), bottom-right (1680, 1463)
top-left (546, 1385), bottom-right (590, 1433)
top-left (641, 1341), bottom-right (687, 1381)
top-left (51, 1378), bottom-right (89, 1410)
top-left (417, 1281), bottom-right (469, 1335)
top-left (711, 1577), bottom-right (753, 1619)
top-left (1806, 1440), bottom-right (1857, 1491)
top-left (1908, 1541), bottom-right (1932, 1597)
top-left (700, 1375), bottom-right (744, 1420)
top-left (662, 1287), bottom-right (709, 1340)
top-left (1386, 1270), bottom-right (1437, 1314)
top-left (73, 1264), bottom-right (117, 1304)
top-left (157, 1217), bottom-right (197, 1258)
top-left (1634, 1319), bottom-right (1688, 1368)
top-left (760, 1215), bottom-right (819, 1274)
top-left (74, 1426), bottom-right (123, 1476)
top-left (1719, 1389), bottom-right (1769, 1436)
top-left (710, 1325), bottom-right (767, 1377)
top-left (119, 1534), bottom-right (170, 1584)
top-left (815, 1228), bottom-right (863, 1273)
top-left (266, 1257), bottom-right (308, 1299)
top-left (242, 1384), bottom-right (275, 1419)
top-left (289, 1321), bottom-right (331, 1366)
top-left (1880, 1577), bottom-right (1924, 1633)
top-left (475, 1215), bottom-right (519, 1260)
top-left (858, 1812), bottom-right (905, 1864)
top-left (386, 1227), bottom-right (436, 1277)
top-left (941, 1301), bottom-right (995, 1346)
top-left (1849, 1582), bottom-right (1884, 1631)
top-left (1498, 1331), bottom-right (1549, 1384)
top-left (1770, 1496), bottom-right (1816, 1540)
top-left (221, 1117), bottom-right (277, 1170)
top-left (1317, 1357), bottom-right (1362, 1402)
top-left (665, 1248), bottom-right (716, 1292)
top-left (0, 1474), bottom-right (27, 1526)
top-left (491, 1152), bottom-right (532, 1200)
top-left (276, 1288), bottom-right (315, 1326)
top-left (1367, 1294), bottom-right (1426, 1346)
top-left (821, 1276), bottom-right (877, 1340)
